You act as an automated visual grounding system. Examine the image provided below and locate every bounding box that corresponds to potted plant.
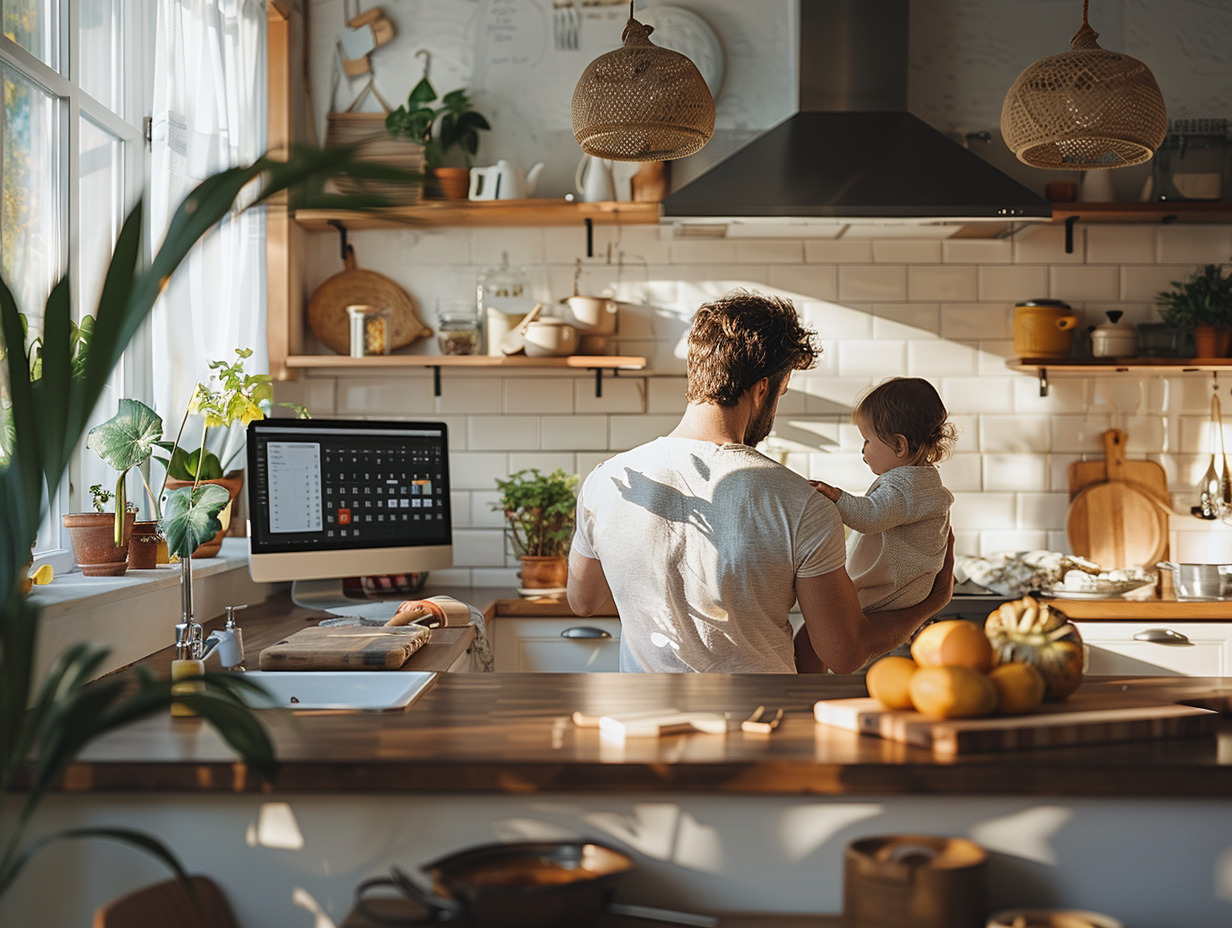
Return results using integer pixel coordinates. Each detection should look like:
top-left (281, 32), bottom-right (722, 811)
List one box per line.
top-left (385, 73), bottom-right (490, 199)
top-left (0, 144), bottom-right (410, 904)
top-left (59, 484), bottom-right (136, 577)
top-left (492, 468), bottom-right (579, 590)
top-left (155, 348), bottom-right (277, 558)
top-left (1155, 262), bottom-right (1232, 358)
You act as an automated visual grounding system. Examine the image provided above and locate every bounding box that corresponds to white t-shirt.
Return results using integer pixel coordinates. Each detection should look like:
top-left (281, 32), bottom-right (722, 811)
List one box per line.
top-left (572, 437), bottom-right (846, 673)
top-left (836, 465), bottom-right (953, 611)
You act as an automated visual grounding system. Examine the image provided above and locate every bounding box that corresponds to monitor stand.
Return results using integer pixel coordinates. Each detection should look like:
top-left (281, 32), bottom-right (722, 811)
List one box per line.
top-left (290, 578), bottom-right (353, 610)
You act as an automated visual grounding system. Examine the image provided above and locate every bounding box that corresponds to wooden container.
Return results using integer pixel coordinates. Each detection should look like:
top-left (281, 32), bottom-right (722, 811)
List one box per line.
top-left (843, 834), bottom-right (987, 928)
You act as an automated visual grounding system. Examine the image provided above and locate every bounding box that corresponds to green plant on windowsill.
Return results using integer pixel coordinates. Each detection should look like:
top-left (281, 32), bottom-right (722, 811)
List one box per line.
top-left (0, 144), bottom-right (417, 904)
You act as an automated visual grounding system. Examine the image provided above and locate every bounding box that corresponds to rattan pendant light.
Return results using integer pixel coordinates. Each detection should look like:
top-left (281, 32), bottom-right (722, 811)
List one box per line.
top-left (1001, 0), bottom-right (1166, 169)
top-left (571, 2), bottom-right (715, 161)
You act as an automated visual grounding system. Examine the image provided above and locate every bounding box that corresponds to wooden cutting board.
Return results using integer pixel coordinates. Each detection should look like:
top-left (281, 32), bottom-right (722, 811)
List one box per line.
top-left (259, 626), bottom-right (430, 671)
top-left (1069, 428), bottom-right (1170, 505)
top-left (1066, 479), bottom-right (1169, 568)
top-left (813, 693), bottom-right (1217, 756)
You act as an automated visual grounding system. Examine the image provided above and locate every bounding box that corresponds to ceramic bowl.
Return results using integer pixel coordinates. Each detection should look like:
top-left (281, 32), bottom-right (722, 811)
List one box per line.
top-left (523, 319), bottom-right (579, 357)
top-left (561, 296), bottom-right (617, 335)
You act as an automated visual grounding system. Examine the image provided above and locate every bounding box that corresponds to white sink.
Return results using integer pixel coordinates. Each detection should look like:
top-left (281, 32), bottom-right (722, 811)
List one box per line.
top-left (238, 671), bottom-right (438, 710)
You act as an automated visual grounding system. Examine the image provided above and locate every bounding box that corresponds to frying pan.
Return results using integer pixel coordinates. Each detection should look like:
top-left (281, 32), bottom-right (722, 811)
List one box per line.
top-left (353, 840), bottom-right (715, 928)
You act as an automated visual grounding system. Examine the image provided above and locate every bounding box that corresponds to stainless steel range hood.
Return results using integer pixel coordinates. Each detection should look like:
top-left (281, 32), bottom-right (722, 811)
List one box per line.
top-left (660, 0), bottom-right (1052, 233)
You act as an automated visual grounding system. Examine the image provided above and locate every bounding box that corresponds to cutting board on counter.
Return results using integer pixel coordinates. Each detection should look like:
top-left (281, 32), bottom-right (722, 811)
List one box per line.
top-left (259, 626), bottom-right (431, 671)
top-left (1066, 428), bottom-right (1171, 568)
top-left (813, 692), bottom-right (1217, 756)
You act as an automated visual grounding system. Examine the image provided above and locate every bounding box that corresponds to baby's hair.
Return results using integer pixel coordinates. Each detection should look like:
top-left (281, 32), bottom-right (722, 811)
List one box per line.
top-left (854, 377), bottom-right (957, 465)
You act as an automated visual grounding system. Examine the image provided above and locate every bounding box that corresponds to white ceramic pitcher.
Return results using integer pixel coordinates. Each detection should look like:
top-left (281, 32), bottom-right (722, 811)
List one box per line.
top-left (468, 159), bottom-right (545, 200)
top-left (575, 155), bottom-right (615, 202)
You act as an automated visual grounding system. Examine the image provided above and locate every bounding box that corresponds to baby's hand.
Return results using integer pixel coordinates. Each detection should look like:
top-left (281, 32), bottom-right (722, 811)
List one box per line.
top-left (809, 479), bottom-right (841, 502)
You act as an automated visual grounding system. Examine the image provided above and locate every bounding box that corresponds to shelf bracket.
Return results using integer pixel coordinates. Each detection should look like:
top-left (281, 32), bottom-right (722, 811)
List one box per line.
top-left (584, 217), bottom-right (594, 258)
top-left (432, 365), bottom-right (442, 397)
top-left (593, 367), bottom-right (603, 398)
top-left (1038, 366), bottom-right (1049, 397)
top-left (1064, 216), bottom-right (1077, 254)
top-left (328, 219), bottom-right (348, 261)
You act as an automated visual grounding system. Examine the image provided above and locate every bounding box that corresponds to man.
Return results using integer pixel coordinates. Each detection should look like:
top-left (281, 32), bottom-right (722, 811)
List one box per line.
top-left (567, 290), bottom-right (953, 673)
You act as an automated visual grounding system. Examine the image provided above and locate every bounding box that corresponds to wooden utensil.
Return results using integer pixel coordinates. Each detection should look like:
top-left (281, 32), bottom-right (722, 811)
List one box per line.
top-left (813, 693), bottom-right (1217, 756)
top-left (307, 245), bottom-right (432, 355)
top-left (1068, 428), bottom-right (1170, 505)
top-left (259, 626), bottom-right (430, 670)
top-left (1065, 478), bottom-right (1170, 568)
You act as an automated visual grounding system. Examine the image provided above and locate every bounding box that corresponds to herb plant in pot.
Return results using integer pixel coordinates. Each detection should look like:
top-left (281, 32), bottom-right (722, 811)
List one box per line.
top-left (493, 468), bottom-right (579, 590)
top-left (385, 73), bottom-right (490, 200)
top-left (1154, 262), bottom-right (1232, 358)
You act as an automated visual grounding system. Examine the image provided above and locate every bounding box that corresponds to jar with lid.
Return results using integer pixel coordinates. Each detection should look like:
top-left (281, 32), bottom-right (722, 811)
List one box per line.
top-left (437, 301), bottom-right (481, 356)
top-left (1152, 118), bottom-right (1229, 202)
top-left (347, 304), bottom-right (392, 357)
top-left (1090, 311), bottom-right (1138, 359)
top-left (477, 252), bottom-right (536, 356)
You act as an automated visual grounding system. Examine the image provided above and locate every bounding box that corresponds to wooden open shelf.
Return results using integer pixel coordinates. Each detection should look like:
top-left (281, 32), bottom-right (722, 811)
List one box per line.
top-left (293, 198), bottom-right (661, 230)
top-left (283, 354), bottom-right (646, 371)
top-left (1009, 357), bottom-right (1232, 374)
top-left (1049, 201), bottom-right (1232, 224)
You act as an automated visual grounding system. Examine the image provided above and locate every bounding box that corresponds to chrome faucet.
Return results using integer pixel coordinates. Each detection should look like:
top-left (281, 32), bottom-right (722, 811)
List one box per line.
top-left (175, 603), bottom-right (247, 671)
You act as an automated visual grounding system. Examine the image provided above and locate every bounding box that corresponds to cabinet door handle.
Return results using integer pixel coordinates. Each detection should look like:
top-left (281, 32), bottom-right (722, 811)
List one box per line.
top-left (560, 626), bottom-right (612, 639)
top-left (1132, 627), bottom-right (1190, 645)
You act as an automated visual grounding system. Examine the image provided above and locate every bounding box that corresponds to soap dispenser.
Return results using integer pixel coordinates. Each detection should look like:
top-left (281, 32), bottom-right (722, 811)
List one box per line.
top-left (1091, 310), bottom-right (1139, 359)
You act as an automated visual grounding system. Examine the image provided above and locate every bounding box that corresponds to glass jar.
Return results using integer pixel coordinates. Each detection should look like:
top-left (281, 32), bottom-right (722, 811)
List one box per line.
top-left (437, 306), bottom-right (481, 356)
top-left (477, 252), bottom-right (537, 357)
top-left (347, 304), bottom-right (392, 357)
top-left (1152, 118), bottom-right (1229, 202)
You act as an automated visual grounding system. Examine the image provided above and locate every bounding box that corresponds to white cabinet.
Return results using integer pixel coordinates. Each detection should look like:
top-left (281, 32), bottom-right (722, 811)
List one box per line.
top-left (1075, 622), bottom-right (1232, 676)
top-left (490, 617), bottom-right (621, 672)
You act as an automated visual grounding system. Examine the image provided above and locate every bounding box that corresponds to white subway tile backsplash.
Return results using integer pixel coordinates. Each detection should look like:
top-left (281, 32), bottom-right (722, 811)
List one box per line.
top-left (952, 491), bottom-right (1016, 529)
top-left (939, 376), bottom-right (1015, 415)
top-left (1156, 225), bottom-right (1232, 265)
top-left (1051, 415), bottom-right (1118, 453)
top-left (737, 240), bottom-right (806, 264)
top-left (470, 490), bottom-right (505, 529)
top-left (983, 453), bottom-right (1051, 492)
top-left (1086, 225), bottom-right (1155, 265)
top-left (470, 227), bottom-right (546, 267)
top-left (978, 265), bottom-right (1049, 301)
top-left (508, 451), bottom-right (576, 475)
top-left (1013, 225), bottom-right (1084, 264)
top-left (766, 265), bottom-right (839, 301)
top-left (608, 414), bottom-right (679, 450)
top-left (542, 415), bottom-right (608, 450)
top-left (1017, 492), bottom-right (1069, 529)
top-left (940, 303), bottom-right (1010, 340)
top-left (1121, 264), bottom-right (1193, 301)
top-left (504, 378), bottom-right (575, 414)
top-left (874, 241), bottom-right (942, 264)
top-left (980, 415), bottom-right (1052, 452)
top-left (908, 265), bottom-right (978, 301)
top-left (872, 303), bottom-right (941, 338)
top-left (667, 239), bottom-right (741, 265)
top-left (839, 265), bottom-right (907, 301)
top-left (466, 416), bottom-right (542, 450)
top-left (937, 453), bottom-right (982, 492)
top-left (978, 530), bottom-right (1049, 556)
top-left (907, 339), bottom-right (980, 376)
top-left (805, 239), bottom-right (873, 264)
top-left (451, 452), bottom-right (509, 489)
top-left (942, 239), bottom-right (1013, 264)
top-left (336, 375), bottom-right (436, 417)
top-left (450, 528), bottom-right (507, 568)
top-left (802, 300), bottom-right (873, 337)
top-left (437, 377), bottom-right (505, 415)
top-left (1049, 264), bottom-right (1120, 302)
top-left (574, 376), bottom-right (644, 414)
top-left (646, 376), bottom-right (686, 414)
top-left (806, 452), bottom-right (870, 491)
top-left (837, 338), bottom-right (907, 376)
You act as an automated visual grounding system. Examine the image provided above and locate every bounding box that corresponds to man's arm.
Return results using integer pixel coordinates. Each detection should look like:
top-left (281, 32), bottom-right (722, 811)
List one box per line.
top-left (567, 548), bottom-right (617, 616)
top-left (794, 532), bottom-right (955, 674)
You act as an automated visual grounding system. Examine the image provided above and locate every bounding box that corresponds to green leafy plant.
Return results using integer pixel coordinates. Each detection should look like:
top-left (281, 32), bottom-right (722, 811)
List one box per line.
top-left (87, 484), bottom-right (114, 513)
top-left (385, 76), bottom-right (491, 170)
top-left (1155, 262), bottom-right (1232, 330)
top-left (492, 468), bottom-right (579, 558)
top-left (86, 398), bottom-right (165, 543)
top-left (0, 144), bottom-right (414, 902)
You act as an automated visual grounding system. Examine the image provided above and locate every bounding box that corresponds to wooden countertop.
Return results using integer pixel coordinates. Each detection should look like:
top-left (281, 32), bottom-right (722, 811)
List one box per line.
top-left (952, 591), bottom-right (1231, 620)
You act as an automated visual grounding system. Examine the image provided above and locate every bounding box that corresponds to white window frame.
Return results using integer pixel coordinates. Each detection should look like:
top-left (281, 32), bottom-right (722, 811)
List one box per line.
top-left (2, 0), bottom-right (155, 572)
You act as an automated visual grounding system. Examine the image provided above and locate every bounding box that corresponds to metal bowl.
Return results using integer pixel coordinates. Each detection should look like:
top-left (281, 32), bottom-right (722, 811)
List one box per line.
top-left (1156, 562), bottom-right (1232, 600)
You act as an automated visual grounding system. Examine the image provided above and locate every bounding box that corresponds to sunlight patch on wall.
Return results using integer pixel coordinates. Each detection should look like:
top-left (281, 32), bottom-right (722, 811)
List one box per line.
top-left (970, 805), bottom-right (1072, 865)
top-left (246, 801), bottom-right (305, 850)
top-left (778, 803), bottom-right (884, 861)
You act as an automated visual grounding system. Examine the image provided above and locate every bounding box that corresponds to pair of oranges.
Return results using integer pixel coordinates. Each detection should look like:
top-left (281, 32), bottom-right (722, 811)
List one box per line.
top-left (867, 620), bottom-right (1047, 719)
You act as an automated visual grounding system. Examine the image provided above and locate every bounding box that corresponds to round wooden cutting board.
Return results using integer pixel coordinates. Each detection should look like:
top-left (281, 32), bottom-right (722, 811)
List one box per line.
top-left (1065, 479), bottom-right (1169, 569)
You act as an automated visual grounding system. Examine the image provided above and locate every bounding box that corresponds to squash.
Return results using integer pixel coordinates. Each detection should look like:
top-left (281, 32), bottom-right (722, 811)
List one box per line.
top-left (984, 595), bottom-right (1085, 701)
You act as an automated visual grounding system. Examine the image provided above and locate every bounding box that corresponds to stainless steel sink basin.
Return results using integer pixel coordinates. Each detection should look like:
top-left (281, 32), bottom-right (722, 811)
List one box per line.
top-left (238, 671), bottom-right (438, 710)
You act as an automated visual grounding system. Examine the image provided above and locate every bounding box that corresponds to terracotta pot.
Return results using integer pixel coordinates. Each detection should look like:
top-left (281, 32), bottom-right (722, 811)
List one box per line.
top-left (520, 555), bottom-right (568, 589)
top-left (63, 511), bottom-right (135, 576)
top-left (1193, 324), bottom-right (1221, 359)
top-left (432, 167), bottom-right (471, 200)
top-left (163, 470), bottom-right (244, 558)
top-left (128, 520), bottom-right (164, 569)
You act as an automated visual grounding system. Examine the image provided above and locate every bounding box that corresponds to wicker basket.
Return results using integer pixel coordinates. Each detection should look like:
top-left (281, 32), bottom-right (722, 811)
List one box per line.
top-left (1001, 20), bottom-right (1166, 169)
top-left (324, 111), bottom-right (425, 203)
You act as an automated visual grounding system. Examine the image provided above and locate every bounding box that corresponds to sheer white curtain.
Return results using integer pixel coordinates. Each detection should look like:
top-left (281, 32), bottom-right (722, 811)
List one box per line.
top-left (150, 0), bottom-right (267, 471)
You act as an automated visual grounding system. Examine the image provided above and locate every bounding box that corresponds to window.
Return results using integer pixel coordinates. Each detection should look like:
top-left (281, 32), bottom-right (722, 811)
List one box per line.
top-left (1, 0), bottom-right (153, 568)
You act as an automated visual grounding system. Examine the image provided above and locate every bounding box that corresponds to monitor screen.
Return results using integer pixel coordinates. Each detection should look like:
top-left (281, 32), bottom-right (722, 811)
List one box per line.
top-left (245, 418), bottom-right (453, 584)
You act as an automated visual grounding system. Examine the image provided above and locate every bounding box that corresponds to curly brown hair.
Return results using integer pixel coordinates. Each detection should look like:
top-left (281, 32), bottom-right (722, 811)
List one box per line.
top-left (684, 291), bottom-right (818, 407)
top-left (855, 377), bottom-right (957, 465)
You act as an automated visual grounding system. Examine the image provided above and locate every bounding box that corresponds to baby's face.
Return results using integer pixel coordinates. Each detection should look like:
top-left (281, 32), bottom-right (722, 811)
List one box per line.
top-left (856, 414), bottom-right (907, 476)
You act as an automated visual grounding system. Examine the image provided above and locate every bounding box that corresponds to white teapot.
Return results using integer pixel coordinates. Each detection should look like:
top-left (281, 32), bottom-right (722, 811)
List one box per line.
top-left (575, 155), bottom-right (615, 202)
top-left (468, 159), bottom-right (545, 200)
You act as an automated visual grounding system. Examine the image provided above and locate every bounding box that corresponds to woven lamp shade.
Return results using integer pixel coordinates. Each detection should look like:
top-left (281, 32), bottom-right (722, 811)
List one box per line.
top-left (572, 10), bottom-right (715, 162)
top-left (1001, 11), bottom-right (1166, 170)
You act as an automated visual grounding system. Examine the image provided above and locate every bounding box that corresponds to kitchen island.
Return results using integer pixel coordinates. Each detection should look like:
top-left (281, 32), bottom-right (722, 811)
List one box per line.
top-left (6, 594), bottom-right (1232, 926)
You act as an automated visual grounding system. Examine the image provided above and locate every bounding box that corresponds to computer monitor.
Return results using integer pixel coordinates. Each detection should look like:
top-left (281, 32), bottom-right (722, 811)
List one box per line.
top-left (245, 418), bottom-right (453, 603)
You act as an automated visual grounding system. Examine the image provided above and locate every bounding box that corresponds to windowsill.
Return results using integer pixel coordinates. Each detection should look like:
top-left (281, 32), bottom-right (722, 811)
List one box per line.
top-left (29, 538), bottom-right (287, 687)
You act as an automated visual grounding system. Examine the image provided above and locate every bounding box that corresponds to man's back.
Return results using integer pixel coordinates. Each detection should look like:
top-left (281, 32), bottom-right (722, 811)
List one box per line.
top-left (573, 437), bottom-right (845, 672)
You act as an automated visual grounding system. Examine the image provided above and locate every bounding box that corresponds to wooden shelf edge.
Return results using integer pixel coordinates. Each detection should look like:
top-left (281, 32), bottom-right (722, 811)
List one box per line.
top-left (1008, 357), bottom-right (1232, 373)
top-left (283, 354), bottom-right (648, 370)
top-left (1049, 201), bottom-right (1232, 223)
top-left (293, 199), bottom-right (661, 230)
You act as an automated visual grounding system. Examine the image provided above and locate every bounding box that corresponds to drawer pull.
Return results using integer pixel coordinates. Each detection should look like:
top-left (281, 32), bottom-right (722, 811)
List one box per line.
top-left (1132, 628), bottom-right (1190, 645)
top-left (561, 626), bottom-right (612, 640)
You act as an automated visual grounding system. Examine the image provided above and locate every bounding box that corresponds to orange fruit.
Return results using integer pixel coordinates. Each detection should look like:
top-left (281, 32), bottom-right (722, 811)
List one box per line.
top-left (908, 665), bottom-right (998, 719)
top-left (987, 661), bottom-right (1046, 715)
top-left (911, 619), bottom-right (996, 673)
top-left (866, 656), bottom-right (918, 710)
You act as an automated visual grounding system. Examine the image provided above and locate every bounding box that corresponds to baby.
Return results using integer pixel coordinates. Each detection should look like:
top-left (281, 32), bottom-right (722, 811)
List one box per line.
top-left (796, 377), bottom-right (956, 671)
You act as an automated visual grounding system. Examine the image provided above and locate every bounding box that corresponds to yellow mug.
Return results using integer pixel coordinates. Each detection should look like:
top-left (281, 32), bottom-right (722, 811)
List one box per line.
top-left (1013, 299), bottom-right (1078, 358)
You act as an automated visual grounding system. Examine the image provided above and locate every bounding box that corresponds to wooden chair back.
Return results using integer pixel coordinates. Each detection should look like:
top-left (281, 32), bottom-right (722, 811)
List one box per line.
top-left (92, 874), bottom-right (240, 928)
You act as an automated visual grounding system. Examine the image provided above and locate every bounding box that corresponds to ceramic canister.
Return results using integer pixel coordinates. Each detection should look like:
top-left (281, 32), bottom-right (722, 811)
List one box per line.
top-left (1013, 299), bottom-right (1079, 358)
